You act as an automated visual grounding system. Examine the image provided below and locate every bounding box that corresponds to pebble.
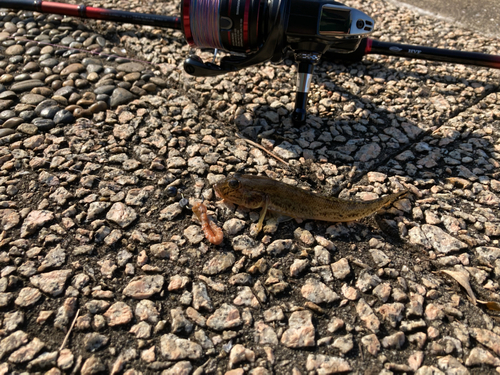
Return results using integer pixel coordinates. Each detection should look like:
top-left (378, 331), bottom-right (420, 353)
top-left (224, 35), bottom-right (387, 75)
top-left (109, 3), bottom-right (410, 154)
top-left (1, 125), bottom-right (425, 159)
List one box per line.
top-left (206, 303), bottom-right (242, 330)
top-left (80, 355), bottom-right (105, 375)
top-left (122, 275), bottom-right (164, 299)
top-left (106, 202), bottom-right (137, 228)
top-left (192, 282), bottom-right (214, 311)
top-left (29, 270), bottom-right (72, 297)
top-left (280, 310), bottom-right (315, 348)
top-left (202, 252), bottom-right (235, 275)
top-left (10, 79), bottom-right (44, 93)
top-left (415, 224), bottom-right (468, 254)
top-left (8, 337), bottom-right (45, 363)
top-left (84, 333), bottom-right (109, 352)
top-left (228, 344), bottom-right (255, 369)
top-left (17, 126), bottom-right (39, 144)
top-left (2, 117), bottom-right (23, 128)
top-left (301, 278), bottom-right (339, 304)
top-left (376, 302), bottom-right (405, 327)
top-left (470, 328), bottom-right (500, 356)
top-left (361, 334), bottom-right (381, 356)
top-left (60, 63), bottom-right (85, 76)
top-left (382, 331), bottom-right (406, 349)
top-left (57, 349), bottom-right (74, 371)
top-left (27, 351), bottom-right (58, 370)
top-left (110, 87), bottom-right (136, 107)
top-left (0, 331), bottom-right (29, 360)
top-left (254, 320), bottom-right (278, 346)
top-left (104, 302), bottom-right (133, 326)
top-left (5, 45), bottom-right (24, 55)
top-left (0, 128), bottom-right (15, 137)
top-left (116, 62), bottom-right (146, 72)
top-left (331, 258), bottom-right (350, 279)
top-left (357, 299), bottom-right (380, 333)
top-left (53, 109), bottom-right (74, 124)
top-left (21, 94), bottom-right (46, 105)
top-left (466, 347), bottom-right (500, 367)
top-left (437, 355), bottom-right (469, 374)
top-left (160, 333), bottom-right (202, 360)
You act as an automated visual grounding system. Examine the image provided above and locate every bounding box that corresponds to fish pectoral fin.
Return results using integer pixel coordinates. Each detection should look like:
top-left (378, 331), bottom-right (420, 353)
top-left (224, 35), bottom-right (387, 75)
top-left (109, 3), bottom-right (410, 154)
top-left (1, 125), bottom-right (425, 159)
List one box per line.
top-left (254, 195), bottom-right (269, 235)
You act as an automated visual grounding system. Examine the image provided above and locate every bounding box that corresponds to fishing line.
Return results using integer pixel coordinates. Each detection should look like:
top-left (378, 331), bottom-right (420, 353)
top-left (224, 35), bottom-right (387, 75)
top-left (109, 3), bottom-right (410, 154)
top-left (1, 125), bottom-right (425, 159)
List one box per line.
top-left (189, 0), bottom-right (223, 49)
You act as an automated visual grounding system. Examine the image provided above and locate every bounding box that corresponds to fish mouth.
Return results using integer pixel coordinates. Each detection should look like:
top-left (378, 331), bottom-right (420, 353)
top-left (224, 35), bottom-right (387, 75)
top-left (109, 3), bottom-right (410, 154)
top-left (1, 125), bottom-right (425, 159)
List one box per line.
top-left (213, 183), bottom-right (223, 198)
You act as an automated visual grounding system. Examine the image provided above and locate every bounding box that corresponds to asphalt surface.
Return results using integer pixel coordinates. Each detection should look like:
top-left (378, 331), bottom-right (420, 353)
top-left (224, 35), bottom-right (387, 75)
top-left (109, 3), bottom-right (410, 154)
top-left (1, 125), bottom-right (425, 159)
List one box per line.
top-left (391, 0), bottom-right (500, 38)
top-left (0, 0), bottom-right (500, 374)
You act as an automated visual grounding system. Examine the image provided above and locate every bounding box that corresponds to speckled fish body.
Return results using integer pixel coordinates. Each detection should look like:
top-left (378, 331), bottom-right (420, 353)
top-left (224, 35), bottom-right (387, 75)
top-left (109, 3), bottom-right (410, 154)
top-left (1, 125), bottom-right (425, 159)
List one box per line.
top-left (214, 174), bottom-right (408, 224)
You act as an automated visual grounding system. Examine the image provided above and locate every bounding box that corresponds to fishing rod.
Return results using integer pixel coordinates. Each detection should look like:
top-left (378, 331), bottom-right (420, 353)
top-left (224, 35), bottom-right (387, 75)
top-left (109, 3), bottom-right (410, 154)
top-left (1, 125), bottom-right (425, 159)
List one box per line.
top-left (2, 0), bottom-right (500, 125)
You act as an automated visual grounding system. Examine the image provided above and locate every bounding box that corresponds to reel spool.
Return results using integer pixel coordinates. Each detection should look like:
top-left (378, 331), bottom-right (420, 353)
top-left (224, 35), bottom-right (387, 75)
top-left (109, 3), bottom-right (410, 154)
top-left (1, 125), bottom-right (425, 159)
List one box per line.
top-left (182, 0), bottom-right (289, 76)
top-left (182, 0), bottom-right (262, 53)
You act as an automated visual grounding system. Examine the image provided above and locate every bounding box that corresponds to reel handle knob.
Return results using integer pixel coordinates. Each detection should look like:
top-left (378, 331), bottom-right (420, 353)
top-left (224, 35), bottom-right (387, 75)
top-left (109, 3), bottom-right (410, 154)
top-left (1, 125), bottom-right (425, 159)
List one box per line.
top-left (184, 55), bottom-right (226, 76)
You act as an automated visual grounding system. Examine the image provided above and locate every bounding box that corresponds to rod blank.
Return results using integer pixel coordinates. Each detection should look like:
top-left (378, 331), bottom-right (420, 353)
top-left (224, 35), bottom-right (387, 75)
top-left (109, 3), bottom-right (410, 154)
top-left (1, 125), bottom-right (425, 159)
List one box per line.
top-left (0, 0), bottom-right (182, 30)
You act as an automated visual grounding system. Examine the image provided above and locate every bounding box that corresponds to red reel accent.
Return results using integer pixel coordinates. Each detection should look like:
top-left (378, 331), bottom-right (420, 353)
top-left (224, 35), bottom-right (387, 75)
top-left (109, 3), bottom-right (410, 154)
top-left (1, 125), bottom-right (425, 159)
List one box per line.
top-left (182, 0), bottom-right (194, 46)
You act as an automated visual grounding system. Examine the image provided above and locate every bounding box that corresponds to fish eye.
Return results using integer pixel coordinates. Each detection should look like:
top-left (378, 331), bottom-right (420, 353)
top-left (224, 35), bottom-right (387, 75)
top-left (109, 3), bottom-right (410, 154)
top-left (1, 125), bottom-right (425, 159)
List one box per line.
top-left (228, 179), bottom-right (240, 188)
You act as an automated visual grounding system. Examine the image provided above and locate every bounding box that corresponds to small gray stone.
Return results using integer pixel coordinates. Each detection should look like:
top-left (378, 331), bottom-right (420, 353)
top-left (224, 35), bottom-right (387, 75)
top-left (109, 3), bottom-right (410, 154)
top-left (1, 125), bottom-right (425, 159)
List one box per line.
top-left (3, 117), bottom-right (23, 129)
top-left (84, 332), bottom-right (109, 352)
top-left (301, 278), bottom-right (339, 304)
top-left (53, 86), bottom-right (76, 98)
top-left (53, 109), bottom-right (74, 124)
top-left (32, 118), bottom-right (55, 131)
top-left (40, 106), bottom-right (60, 119)
top-left (94, 85), bottom-right (116, 95)
top-left (110, 88), bottom-right (136, 108)
top-left (0, 128), bottom-right (15, 138)
top-left (17, 123), bottom-right (38, 135)
top-left (106, 202), bottom-right (137, 228)
top-left (11, 79), bottom-right (44, 93)
top-left (21, 94), bottom-right (46, 105)
top-left (27, 351), bottom-right (58, 370)
top-left (355, 142), bottom-right (381, 162)
top-left (192, 282), bottom-right (213, 312)
top-left (116, 62), bottom-right (146, 72)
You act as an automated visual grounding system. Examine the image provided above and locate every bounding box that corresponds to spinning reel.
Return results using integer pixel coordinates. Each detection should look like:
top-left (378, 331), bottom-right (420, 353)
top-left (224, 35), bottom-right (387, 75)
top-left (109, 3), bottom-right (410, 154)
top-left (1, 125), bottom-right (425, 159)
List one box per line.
top-left (181, 0), bottom-right (374, 123)
top-left (3, 0), bottom-right (500, 124)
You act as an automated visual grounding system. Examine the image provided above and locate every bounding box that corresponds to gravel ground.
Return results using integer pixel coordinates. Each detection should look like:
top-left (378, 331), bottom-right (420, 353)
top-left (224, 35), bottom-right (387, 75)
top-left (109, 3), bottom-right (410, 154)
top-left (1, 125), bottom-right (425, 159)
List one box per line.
top-left (0, 0), bottom-right (500, 374)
